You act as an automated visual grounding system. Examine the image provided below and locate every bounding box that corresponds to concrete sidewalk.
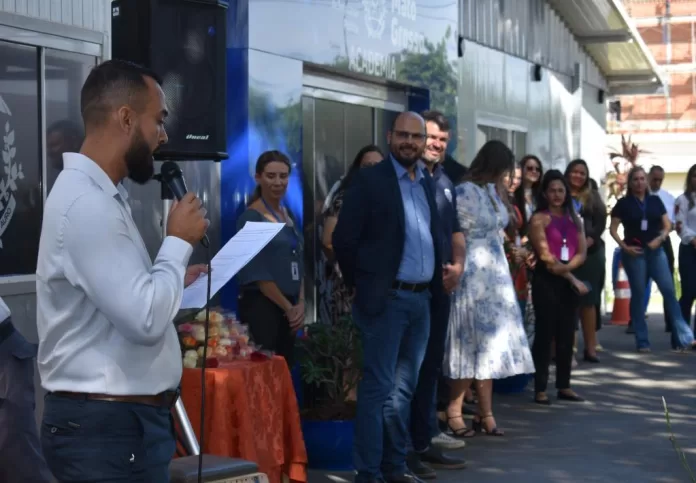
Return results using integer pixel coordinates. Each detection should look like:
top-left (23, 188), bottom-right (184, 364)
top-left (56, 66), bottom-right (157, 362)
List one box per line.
top-left (308, 315), bottom-right (696, 483)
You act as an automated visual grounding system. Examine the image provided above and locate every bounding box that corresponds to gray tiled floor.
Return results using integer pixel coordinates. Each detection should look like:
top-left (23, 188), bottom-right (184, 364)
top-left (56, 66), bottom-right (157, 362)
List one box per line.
top-left (308, 314), bottom-right (696, 483)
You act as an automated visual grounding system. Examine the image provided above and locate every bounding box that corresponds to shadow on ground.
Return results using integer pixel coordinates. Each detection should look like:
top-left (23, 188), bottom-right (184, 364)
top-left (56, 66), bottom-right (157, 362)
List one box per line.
top-left (309, 315), bottom-right (696, 483)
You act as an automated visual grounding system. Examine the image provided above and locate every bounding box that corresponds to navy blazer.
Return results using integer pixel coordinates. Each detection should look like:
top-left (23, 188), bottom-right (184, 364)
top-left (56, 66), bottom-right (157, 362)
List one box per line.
top-left (332, 159), bottom-right (444, 316)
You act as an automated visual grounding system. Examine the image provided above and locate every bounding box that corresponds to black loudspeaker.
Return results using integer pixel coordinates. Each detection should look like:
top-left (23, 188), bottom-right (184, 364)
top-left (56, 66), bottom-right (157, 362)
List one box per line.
top-left (111, 0), bottom-right (229, 161)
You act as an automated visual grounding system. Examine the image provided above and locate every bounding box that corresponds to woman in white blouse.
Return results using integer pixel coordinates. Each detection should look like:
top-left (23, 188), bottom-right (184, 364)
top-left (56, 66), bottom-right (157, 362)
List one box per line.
top-left (676, 164), bottom-right (696, 332)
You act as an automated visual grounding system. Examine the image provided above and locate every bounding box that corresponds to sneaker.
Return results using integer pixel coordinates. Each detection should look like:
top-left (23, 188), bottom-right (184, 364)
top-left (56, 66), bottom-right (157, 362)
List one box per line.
top-left (595, 343), bottom-right (604, 352)
top-left (431, 432), bottom-right (466, 450)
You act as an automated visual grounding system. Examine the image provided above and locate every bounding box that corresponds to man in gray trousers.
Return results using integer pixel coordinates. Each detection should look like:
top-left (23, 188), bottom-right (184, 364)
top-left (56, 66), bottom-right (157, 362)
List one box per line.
top-left (0, 297), bottom-right (52, 482)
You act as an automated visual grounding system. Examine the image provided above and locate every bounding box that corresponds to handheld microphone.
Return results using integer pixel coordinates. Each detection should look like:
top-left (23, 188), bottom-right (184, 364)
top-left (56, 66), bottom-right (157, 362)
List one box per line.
top-left (158, 161), bottom-right (210, 248)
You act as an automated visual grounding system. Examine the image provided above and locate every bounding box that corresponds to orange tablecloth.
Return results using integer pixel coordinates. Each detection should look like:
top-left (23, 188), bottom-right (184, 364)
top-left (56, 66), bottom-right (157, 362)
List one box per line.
top-left (179, 357), bottom-right (307, 483)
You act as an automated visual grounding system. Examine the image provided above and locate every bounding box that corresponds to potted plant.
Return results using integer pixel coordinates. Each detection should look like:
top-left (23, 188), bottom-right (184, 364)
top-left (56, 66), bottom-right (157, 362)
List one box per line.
top-left (295, 316), bottom-right (362, 471)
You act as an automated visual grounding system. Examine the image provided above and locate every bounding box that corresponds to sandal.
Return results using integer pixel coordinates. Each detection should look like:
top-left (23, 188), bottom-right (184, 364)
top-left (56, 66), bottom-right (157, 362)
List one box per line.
top-left (473, 413), bottom-right (505, 436)
top-left (445, 415), bottom-right (476, 439)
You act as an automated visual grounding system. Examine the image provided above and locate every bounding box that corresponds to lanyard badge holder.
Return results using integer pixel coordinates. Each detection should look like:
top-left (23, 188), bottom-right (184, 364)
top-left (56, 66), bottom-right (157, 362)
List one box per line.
top-left (558, 215), bottom-right (570, 262)
top-left (636, 197), bottom-right (648, 231)
top-left (262, 198), bottom-right (301, 281)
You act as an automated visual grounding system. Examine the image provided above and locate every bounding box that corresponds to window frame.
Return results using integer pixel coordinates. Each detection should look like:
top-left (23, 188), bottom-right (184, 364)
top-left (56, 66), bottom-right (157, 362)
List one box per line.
top-left (0, 12), bottom-right (106, 293)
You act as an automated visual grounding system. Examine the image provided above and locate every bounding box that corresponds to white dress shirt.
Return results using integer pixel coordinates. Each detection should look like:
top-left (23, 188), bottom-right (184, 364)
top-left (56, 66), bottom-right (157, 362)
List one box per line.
top-left (36, 153), bottom-right (192, 395)
top-left (0, 297), bottom-right (10, 323)
top-left (653, 188), bottom-right (676, 224)
top-left (676, 193), bottom-right (696, 245)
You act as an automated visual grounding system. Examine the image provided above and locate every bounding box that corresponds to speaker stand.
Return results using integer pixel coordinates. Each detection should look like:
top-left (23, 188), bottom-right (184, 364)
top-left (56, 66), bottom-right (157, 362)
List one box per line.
top-left (157, 179), bottom-right (268, 481)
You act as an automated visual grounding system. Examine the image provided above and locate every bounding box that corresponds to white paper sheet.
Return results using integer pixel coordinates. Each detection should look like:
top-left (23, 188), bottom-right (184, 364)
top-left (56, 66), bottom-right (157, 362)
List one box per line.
top-left (180, 221), bottom-right (285, 309)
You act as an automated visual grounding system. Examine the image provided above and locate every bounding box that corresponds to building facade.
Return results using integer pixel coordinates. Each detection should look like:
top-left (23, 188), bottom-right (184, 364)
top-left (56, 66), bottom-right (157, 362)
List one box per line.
top-left (611, 0), bottom-right (696, 194)
top-left (0, 0), bottom-right (660, 371)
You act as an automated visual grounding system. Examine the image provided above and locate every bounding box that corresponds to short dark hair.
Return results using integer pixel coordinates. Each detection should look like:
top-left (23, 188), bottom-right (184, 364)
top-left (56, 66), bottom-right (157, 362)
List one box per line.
top-left (649, 165), bottom-right (665, 174)
top-left (421, 110), bottom-right (450, 132)
top-left (80, 59), bottom-right (162, 130)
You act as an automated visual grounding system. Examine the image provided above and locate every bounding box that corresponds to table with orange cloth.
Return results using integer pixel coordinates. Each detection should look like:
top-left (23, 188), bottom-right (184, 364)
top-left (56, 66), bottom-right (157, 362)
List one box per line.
top-left (179, 356), bottom-right (307, 483)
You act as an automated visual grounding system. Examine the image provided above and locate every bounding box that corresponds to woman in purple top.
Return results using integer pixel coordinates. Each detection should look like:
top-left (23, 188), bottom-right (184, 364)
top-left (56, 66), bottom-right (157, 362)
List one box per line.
top-left (529, 170), bottom-right (588, 405)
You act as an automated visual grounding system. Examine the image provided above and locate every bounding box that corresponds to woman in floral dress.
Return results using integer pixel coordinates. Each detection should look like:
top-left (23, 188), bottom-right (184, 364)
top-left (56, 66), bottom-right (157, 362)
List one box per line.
top-left (443, 141), bottom-right (535, 438)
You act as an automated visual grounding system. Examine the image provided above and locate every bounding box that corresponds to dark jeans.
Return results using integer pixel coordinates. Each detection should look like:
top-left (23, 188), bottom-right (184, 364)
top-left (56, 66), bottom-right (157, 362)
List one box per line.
top-left (679, 243), bottom-right (696, 331)
top-left (410, 292), bottom-right (450, 452)
top-left (41, 394), bottom-right (175, 482)
top-left (353, 289), bottom-right (431, 482)
top-left (621, 247), bottom-right (694, 350)
top-left (532, 267), bottom-right (578, 393)
top-left (0, 319), bottom-right (53, 483)
top-left (238, 289), bottom-right (296, 367)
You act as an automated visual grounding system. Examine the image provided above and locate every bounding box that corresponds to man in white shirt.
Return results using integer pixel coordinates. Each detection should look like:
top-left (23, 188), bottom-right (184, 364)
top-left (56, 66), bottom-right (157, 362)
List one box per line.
top-left (36, 60), bottom-right (208, 482)
top-left (0, 298), bottom-right (53, 483)
top-left (648, 165), bottom-right (676, 337)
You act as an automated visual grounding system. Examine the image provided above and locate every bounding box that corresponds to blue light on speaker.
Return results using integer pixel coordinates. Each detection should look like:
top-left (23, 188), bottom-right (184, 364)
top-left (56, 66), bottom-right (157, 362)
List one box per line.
top-left (208, 26), bottom-right (216, 36)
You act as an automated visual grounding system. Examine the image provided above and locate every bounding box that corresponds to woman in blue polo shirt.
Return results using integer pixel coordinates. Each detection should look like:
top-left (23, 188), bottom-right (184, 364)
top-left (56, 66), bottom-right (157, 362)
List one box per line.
top-left (609, 166), bottom-right (695, 352)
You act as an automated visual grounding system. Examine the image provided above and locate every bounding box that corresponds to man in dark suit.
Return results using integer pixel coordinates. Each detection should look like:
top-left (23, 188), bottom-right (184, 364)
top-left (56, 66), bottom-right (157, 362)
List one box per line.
top-left (333, 112), bottom-right (444, 483)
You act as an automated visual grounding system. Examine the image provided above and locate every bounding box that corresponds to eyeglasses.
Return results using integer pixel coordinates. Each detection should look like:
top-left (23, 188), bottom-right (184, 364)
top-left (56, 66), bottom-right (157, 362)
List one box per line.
top-left (393, 130), bottom-right (426, 142)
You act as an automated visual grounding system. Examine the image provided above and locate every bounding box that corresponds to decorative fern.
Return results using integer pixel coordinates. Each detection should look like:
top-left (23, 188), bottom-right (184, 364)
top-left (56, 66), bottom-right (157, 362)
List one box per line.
top-left (604, 134), bottom-right (649, 212)
top-left (662, 397), bottom-right (696, 482)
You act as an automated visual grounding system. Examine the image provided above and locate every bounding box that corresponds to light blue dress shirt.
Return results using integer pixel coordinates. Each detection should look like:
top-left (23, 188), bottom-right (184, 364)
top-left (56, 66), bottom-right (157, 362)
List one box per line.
top-left (391, 156), bottom-right (435, 283)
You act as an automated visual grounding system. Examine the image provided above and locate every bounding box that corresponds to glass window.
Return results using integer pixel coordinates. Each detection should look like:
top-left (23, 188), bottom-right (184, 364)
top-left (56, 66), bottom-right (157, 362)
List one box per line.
top-left (45, 49), bottom-right (95, 194)
top-left (0, 41), bottom-right (41, 277)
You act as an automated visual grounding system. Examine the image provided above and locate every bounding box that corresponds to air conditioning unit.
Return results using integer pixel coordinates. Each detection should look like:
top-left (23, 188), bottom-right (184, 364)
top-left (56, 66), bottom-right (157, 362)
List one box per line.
top-left (170, 455), bottom-right (269, 483)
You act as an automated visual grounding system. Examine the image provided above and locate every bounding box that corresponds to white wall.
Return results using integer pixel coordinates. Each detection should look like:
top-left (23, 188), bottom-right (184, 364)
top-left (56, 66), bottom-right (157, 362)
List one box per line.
top-left (457, 41), bottom-right (581, 171)
top-left (0, 0), bottom-right (111, 31)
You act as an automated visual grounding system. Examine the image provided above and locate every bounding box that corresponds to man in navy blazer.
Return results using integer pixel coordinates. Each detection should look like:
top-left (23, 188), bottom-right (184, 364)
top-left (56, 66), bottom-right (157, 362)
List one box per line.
top-left (333, 112), bottom-right (444, 483)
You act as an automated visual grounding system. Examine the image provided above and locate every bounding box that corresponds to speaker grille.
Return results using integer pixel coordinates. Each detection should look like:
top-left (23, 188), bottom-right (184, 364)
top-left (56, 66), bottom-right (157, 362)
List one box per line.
top-left (112, 0), bottom-right (228, 160)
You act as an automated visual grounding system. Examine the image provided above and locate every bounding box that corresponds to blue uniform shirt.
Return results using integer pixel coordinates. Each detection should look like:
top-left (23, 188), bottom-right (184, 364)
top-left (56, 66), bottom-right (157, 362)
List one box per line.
top-left (430, 163), bottom-right (461, 264)
top-left (391, 156), bottom-right (435, 284)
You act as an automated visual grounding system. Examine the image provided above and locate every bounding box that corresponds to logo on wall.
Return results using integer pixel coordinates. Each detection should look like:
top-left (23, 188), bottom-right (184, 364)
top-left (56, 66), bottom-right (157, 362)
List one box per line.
top-left (363, 0), bottom-right (386, 39)
top-left (0, 95), bottom-right (23, 249)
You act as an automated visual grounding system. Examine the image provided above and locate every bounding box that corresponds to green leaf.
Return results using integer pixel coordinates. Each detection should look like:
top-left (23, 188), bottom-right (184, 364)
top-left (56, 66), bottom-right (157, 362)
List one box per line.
top-left (7, 130), bottom-right (14, 146)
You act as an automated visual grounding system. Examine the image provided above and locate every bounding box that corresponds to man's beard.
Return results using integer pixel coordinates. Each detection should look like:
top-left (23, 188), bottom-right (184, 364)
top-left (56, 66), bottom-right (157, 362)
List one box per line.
top-left (125, 130), bottom-right (154, 185)
top-left (391, 145), bottom-right (422, 168)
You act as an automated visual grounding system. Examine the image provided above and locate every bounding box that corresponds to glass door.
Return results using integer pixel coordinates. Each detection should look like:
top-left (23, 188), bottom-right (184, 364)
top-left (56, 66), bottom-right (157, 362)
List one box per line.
top-left (302, 93), bottom-right (403, 324)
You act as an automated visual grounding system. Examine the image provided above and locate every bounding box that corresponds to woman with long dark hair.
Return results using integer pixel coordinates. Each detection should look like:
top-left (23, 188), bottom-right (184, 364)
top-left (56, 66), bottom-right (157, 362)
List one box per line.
top-left (529, 170), bottom-right (588, 404)
top-left (609, 166), bottom-right (695, 352)
top-left (564, 159), bottom-right (606, 362)
top-left (676, 164), bottom-right (696, 331)
top-left (236, 150), bottom-right (304, 365)
top-left (319, 145), bottom-right (383, 324)
top-left (513, 155), bottom-right (544, 235)
top-left (443, 140), bottom-right (534, 438)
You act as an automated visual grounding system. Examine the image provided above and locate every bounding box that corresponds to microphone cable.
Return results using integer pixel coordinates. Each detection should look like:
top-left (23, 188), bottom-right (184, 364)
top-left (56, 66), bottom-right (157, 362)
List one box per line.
top-left (197, 242), bottom-right (213, 483)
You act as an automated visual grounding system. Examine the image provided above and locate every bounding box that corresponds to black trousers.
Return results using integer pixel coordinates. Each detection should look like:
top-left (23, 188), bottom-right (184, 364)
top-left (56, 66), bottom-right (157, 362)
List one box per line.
top-left (238, 289), bottom-right (296, 367)
top-left (532, 267), bottom-right (579, 393)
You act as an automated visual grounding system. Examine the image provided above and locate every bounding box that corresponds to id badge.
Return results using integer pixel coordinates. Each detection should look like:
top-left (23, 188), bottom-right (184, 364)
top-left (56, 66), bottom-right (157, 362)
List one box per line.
top-left (515, 235), bottom-right (521, 247)
top-left (291, 261), bottom-right (300, 281)
top-left (560, 245), bottom-right (570, 262)
top-left (641, 219), bottom-right (648, 231)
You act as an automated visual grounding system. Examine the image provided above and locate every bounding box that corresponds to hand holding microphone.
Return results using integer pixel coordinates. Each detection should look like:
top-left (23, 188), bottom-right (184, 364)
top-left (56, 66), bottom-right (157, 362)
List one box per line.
top-left (159, 161), bottom-right (210, 247)
top-left (167, 193), bottom-right (209, 247)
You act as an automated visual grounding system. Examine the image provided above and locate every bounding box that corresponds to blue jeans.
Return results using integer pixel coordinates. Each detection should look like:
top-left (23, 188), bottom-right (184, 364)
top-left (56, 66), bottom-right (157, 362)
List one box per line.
top-left (410, 292), bottom-right (450, 452)
top-left (353, 289), bottom-right (431, 482)
top-left (679, 243), bottom-right (696, 330)
top-left (41, 394), bottom-right (175, 482)
top-left (621, 247), bottom-right (694, 350)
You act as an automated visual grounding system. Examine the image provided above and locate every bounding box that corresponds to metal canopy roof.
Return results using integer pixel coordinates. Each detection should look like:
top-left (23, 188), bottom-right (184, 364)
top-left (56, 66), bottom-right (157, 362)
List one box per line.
top-left (546, 0), bottom-right (663, 96)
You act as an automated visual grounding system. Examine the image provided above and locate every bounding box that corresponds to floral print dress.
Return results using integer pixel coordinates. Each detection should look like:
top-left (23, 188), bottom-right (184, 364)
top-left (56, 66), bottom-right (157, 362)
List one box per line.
top-left (443, 182), bottom-right (535, 380)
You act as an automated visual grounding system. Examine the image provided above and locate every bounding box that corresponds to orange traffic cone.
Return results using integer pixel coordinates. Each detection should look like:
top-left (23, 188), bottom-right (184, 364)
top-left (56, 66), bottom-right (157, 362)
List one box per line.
top-left (611, 262), bottom-right (631, 325)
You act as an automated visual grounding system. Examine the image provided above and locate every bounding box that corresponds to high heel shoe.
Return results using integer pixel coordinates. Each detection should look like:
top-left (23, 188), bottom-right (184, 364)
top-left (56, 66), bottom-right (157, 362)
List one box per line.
top-left (583, 350), bottom-right (600, 363)
top-left (445, 415), bottom-right (476, 439)
top-left (472, 413), bottom-right (505, 436)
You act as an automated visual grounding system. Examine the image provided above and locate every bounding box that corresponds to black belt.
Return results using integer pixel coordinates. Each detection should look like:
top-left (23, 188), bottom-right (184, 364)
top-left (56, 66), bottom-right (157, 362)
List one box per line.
top-left (51, 388), bottom-right (180, 409)
top-left (392, 281), bottom-right (429, 292)
top-left (0, 319), bottom-right (15, 345)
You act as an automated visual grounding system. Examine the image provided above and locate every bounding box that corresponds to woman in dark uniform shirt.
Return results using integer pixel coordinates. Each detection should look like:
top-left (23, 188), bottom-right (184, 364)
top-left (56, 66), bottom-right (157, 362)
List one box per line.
top-left (236, 150), bottom-right (304, 365)
top-left (609, 166), bottom-right (694, 353)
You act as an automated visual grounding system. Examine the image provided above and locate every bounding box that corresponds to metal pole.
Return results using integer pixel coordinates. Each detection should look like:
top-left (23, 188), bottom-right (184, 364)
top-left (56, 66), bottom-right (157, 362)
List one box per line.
top-left (159, 181), bottom-right (201, 457)
top-left (173, 398), bottom-right (201, 456)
